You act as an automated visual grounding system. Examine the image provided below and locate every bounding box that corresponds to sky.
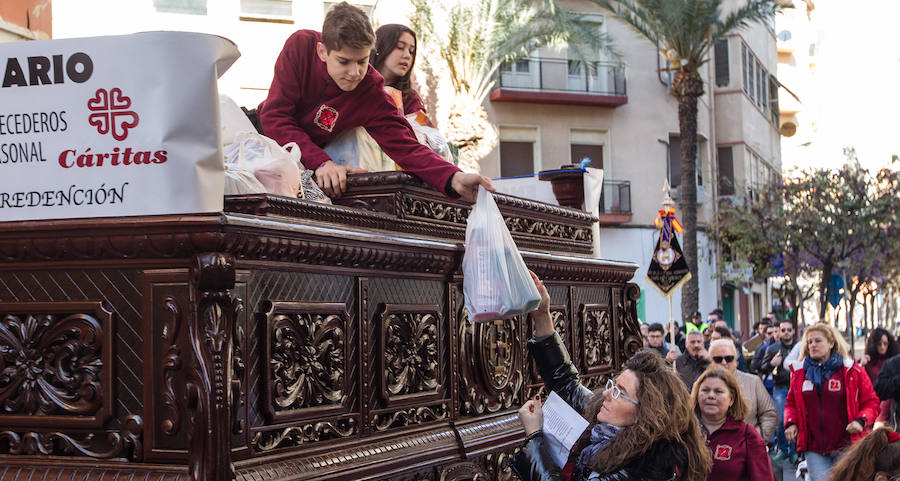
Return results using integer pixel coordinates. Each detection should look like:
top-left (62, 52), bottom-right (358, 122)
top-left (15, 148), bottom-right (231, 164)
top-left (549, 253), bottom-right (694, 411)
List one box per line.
top-left (797, 0), bottom-right (900, 171)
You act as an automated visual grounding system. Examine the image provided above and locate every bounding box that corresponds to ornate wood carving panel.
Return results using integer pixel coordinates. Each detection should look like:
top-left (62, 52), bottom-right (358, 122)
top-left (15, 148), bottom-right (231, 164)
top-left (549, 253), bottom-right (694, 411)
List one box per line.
top-left (0, 301), bottom-right (114, 428)
top-left (0, 269), bottom-right (146, 422)
top-left (377, 304), bottom-right (442, 403)
top-left (141, 269), bottom-right (191, 461)
top-left (580, 304), bottom-right (614, 390)
top-left (260, 301), bottom-right (351, 422)
top-left (458, 305), bottom-right (524, 417)
top-left (367, 279), bottom-right (448, 432)
top-left (373, 303), bottom-right (447, 431)
top-left (619, 284), bottom-right (643, 362)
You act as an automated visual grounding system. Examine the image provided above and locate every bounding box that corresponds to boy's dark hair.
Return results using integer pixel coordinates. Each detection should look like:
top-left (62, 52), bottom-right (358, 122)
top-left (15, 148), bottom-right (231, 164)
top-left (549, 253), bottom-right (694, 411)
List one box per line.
top-left (322, 2), bottom-right (375, 52)
top-left (647, 323), bottom-right (664, 334)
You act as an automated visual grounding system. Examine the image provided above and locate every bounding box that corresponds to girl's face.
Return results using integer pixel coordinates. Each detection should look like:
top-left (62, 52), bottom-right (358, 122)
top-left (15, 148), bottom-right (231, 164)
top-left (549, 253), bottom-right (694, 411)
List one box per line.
top-left (697, 377), bottom-right (732, 422)
top-left (381, 32), bottom-right (415, 83)
top-left (877, 335), bottom-right (889, 356)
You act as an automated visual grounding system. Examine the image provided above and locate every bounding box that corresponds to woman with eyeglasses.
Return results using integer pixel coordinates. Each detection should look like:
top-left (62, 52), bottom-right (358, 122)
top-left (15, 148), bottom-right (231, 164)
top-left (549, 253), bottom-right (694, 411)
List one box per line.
top-left (827, 427), bottom-right (900, 481)
top-left (709, 339), bottom-right (777, 442)
top-left (692, 366), bottom-right (774, 480)
top-left (510, 272), bottom-right (711, 481)
top-left (784, 323), bottom-right (881, 480)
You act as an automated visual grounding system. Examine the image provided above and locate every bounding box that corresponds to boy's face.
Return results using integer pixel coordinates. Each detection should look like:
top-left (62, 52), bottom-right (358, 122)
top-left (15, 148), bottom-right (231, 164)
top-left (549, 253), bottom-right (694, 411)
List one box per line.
top-left (316, 42), bottom-right (371, 92)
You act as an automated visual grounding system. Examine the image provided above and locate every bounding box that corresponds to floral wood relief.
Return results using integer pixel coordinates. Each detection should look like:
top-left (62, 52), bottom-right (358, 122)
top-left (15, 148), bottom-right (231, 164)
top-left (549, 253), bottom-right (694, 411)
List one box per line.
top-left (262, 302), bottom-right (350, 422)
top-left (0, 302), bottom-right (114, 428)
top-left (582, 307), bottom-right (612, 368)
top-left (380, 308), bottom-right (440, 397)
top-left (251, 417), bottom-right (357, 451)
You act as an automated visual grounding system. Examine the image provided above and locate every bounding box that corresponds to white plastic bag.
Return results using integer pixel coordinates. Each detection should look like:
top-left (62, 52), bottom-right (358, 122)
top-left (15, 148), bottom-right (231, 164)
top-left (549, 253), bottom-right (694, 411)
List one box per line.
top-left (223, 132), bottom-right (302, 198)
top-left (463, 187), bottom-right (541, 322)
top-left (219, 94), bottom-right (257, 146)
top-left (224, 163), bottom-right (266, 195)
top-left (323, 127), bottom-right (384, 171)
top-left (406, 114), bottom-right (453, 163)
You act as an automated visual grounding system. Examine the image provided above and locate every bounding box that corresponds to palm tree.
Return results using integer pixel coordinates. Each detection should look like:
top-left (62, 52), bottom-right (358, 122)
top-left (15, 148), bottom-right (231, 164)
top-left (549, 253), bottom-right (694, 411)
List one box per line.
top-left (410, 0), bottom-right (613, 172)
top-left (595, 0), bottom-right (787, 320)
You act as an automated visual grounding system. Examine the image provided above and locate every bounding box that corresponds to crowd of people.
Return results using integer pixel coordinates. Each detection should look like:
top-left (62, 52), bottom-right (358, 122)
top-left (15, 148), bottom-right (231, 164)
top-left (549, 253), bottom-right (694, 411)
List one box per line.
top-left (513, 273), bottom-right (900, 481)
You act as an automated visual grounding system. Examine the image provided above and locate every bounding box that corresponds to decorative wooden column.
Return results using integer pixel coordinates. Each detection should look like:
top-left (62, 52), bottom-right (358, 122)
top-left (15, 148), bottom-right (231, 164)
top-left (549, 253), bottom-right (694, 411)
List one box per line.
top-left (186, 253), bottom-right (236, 481)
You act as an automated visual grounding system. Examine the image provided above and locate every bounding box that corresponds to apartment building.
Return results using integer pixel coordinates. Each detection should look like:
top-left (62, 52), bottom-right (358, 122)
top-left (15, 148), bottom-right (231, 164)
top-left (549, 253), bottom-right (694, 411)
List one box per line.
top-left (776, 0), bottom-right (817, 172)
top-left (480, 0), bottom-right (784, 334)
top-left (0, 0), bottom-right (51, 42)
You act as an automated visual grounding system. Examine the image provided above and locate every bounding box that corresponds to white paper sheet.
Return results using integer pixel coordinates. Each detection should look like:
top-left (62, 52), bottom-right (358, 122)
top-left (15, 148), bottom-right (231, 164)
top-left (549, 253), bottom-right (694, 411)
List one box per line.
top-left (542, 391), bottom-right (590, 468)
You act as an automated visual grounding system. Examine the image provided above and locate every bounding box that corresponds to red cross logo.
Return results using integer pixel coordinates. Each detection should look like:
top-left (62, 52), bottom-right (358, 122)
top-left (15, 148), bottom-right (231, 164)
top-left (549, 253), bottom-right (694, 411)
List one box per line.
top-left (87, 88), bottom-right (140, 141)
top-left (314, 104), bottom-right (338, 132)
top-left (828, 379), bottom-right (842, 392)
top-left (714, 444), bottom-right (733, 460)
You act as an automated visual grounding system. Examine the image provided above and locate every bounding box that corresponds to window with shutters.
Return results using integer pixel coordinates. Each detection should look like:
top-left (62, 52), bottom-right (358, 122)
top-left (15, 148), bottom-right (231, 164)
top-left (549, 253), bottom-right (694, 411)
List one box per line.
top-left (570, 144), bottom-right (603, 169)
top-left (741, 42), bottom-right (771, 116)
top-left (500, 141), bottom-right (535, 177)
top-left (667, 135), bottom-right (701, 189)
top-left (717, 146), bottom-right (735, 196)
top-left (714, 39), bottom-right (729, 87)
top-left (769, 76), bottom-right (780, 124)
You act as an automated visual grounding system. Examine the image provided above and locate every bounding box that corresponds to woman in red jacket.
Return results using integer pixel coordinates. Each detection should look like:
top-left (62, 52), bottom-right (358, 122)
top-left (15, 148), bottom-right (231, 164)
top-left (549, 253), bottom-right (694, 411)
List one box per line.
top-left (691, 366), bottom-right (773, 481)
top-left (784, 323), bottom-right (881, 480)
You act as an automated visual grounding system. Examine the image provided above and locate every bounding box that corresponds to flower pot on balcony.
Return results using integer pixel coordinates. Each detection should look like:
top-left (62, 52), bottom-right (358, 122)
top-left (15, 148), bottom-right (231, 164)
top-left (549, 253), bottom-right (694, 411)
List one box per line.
top-left (538, 165), bottom-right (585, 210)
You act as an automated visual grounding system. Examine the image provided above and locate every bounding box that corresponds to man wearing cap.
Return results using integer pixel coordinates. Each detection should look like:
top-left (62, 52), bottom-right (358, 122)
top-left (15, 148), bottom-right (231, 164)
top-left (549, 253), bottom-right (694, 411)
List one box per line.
top-left (685, 311), bottom-right (707, 335)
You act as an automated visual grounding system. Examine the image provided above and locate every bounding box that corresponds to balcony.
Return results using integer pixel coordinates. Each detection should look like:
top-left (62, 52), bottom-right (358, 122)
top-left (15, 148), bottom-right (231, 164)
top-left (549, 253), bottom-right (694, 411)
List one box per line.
top-left (490, 57), bottom-right (627, 107)
top-left (597, 179), bottom-right (632, 225)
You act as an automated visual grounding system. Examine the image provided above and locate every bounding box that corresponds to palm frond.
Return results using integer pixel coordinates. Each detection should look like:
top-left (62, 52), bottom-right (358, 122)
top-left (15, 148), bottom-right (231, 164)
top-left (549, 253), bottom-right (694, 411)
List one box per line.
top-left (595, 0), bottom-right (789, 73)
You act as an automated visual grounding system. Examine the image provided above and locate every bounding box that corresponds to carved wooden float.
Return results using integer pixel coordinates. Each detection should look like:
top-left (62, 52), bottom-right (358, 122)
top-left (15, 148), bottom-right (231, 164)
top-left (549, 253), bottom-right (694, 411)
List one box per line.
top-left (0, 172), bottom-right (641, 481)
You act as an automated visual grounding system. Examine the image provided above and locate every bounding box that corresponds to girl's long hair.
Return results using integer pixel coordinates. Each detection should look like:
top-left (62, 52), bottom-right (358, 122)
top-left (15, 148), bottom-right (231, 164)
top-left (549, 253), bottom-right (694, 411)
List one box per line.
top-left (572, 350), bottom-right (711, 481)
top-left (828, 427), bottom-right (900, 481)
top-left (369, 24), bottom-right (416, 103)
top-left (865, 327), bottom-right (899, 361)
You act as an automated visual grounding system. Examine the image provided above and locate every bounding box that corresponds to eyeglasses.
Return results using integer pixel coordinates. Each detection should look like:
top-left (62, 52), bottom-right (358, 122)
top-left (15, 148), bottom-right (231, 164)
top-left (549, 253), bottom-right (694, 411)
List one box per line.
top-left (712, 355), bottom-right (736, 364)
top-left (781, 328), bottom-right (793, 332)
top-left (605, 379), bottom-right (639, 405)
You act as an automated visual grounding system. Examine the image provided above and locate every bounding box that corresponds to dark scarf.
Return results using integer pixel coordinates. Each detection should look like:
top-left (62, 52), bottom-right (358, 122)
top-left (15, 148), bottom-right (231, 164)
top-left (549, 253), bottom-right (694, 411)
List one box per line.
top-left (803, 352), bottom-right (843, 388)
top-left (576, 422), bottom-right (622, 474)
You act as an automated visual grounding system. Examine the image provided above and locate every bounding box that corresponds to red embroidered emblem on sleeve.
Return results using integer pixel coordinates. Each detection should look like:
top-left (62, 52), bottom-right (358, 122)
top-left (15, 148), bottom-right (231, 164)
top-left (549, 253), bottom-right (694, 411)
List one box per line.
top-left (314, 104), bottom-right (339, 132)
top-left (828, 379), bottom-right (841, 391)
top-left (714, 444), bottom-right (733, 460)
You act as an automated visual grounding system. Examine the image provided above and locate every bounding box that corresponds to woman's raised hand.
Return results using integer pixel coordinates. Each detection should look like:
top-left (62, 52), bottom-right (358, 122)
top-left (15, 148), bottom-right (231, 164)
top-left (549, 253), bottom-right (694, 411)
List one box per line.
top-left (517, 396), bottom-right (544, 435)
top-left (528, 270), bottom-right (554, 337)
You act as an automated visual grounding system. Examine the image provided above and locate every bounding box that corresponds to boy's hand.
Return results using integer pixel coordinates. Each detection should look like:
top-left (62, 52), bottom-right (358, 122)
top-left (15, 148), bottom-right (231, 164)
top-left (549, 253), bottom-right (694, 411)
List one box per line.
top-left (451, 172), bottom-right (494, 202)
top-left (315, 160), bottom-right (367, 198)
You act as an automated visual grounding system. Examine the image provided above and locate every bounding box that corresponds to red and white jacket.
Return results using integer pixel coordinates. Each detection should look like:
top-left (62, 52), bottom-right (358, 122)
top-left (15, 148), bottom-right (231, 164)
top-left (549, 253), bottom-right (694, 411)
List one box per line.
top-left (783, 357), bottom-right (880, 453)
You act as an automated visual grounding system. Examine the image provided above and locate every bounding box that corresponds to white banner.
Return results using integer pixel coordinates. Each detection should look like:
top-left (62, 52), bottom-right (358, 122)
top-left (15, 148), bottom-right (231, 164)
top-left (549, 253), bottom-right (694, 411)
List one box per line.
top-left (0, 32), bottom-right (239, 221)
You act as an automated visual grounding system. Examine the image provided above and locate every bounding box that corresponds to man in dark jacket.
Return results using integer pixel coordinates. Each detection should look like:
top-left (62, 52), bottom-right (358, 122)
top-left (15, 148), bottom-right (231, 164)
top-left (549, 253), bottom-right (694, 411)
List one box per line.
top-left (759, 319), bottom-right (797, 461)
top-left (874, 354), bottom-right (900, 428)
top-left (646, 323), bottom-right (680, 363)
top-left (675, 330), bottom-right (709, 390)
top-left (752, 323), bottom-right (777, 394)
